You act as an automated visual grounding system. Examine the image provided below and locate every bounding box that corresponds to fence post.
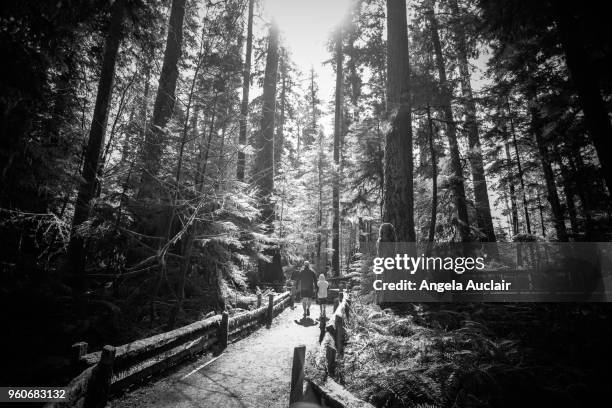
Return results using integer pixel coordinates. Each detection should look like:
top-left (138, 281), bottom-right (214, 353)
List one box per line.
top-left (333, 298), bottom-right (339, 313)
top-left (71, 342), bottom-right (88, 366)
top-left (319, 317), bottom-right (326, 343)
top-left (219, 311), bottom-right (229, 349)
top-left (326, 345), bottom-right (336, 377)
top-left (257, 293), bottom-right (262, 308)
top-left (289, 284), bottom-right (295, 309)
top-left (335, 315), bottom-right (344, 355)
top-left (84, 345), bottom-right (115, 408)
top-left (290, 345), bottom-right (306, 405)
top-left (267, 293), bottom-right (274, 327)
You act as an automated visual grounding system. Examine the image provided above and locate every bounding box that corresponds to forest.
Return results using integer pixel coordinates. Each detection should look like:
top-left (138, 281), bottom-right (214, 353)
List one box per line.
top-left (1, 0), bottom-right (612, 406)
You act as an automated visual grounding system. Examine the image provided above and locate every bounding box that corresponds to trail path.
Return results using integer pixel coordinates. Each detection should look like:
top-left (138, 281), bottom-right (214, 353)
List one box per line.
top-left (110, 303), bottom-right (327, 408)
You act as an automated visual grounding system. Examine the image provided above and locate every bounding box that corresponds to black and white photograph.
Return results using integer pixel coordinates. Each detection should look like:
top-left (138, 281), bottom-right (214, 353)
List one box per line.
top-left (1, 0), bottom-right (612, 407)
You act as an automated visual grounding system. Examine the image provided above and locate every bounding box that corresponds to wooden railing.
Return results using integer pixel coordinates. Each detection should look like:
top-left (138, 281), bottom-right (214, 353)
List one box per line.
top-left (48, 291), bottom-right (292, 408)
top-left (289, 291), bottom-right (375, 408)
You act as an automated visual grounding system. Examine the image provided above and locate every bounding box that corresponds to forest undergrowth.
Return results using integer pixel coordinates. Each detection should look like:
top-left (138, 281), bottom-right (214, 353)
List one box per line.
top-left (340, 295), bottom-right (612, 408)
top-left (0, 245), bottom-right (263, 387)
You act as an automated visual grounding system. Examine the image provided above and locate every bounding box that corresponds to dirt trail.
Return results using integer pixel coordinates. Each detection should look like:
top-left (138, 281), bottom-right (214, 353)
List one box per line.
top-left (110, 303), bottom-right (327, 408)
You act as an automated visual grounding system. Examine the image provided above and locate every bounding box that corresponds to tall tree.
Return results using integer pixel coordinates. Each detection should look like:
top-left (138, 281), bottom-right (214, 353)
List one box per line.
top-left (316, 128), bottom-right (325, 271)
top-left (426, 104), bottom-right (438, 243)
top-left (304, 66), bottom-right (320, 152)
top-left (253, 21), bottom-right (282, 281)
top-left (479, 0), bottom-right (612, 214)
top-left (531, 104), bottom-right (568, 241)
top-left (236, 0), bottom-right (254, 182)
top-left (503, 134), bottom-right (519, 236)
top-left (507, 100), bottom-right (532, 234)
top-left (449, 0), bottom-right (495, 242)
top-left (332, 26), bottom-right (343, 276)
top-left (66, 0), bottom-right (126, 282)
top-left (139, 0), bottom-right (187, 202)
top-left (275, 49), bottom-right (288, 170)
top-left (345, 0), bottom-right (363, 122)
top-left (557, 154), bottom-right (579, 235)
top-left (382, 0), bottom-right (416, 242)
top-left (427, 0), bottom-right (470, 242)
top-left (554, 1), bottom-right (612, 195)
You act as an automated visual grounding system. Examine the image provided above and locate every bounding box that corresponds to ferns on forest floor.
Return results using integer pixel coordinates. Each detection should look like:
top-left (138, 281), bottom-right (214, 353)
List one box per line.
top-left (341, 296), bottom-right (611, 408)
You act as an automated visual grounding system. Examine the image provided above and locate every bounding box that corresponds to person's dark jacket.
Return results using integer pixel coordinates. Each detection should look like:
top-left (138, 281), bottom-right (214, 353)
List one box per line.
top-left (297, 266), bottom-right (317, 298)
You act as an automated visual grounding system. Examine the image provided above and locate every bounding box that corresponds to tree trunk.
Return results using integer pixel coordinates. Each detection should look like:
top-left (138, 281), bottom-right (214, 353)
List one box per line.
top-left (237, 0), bottom-right (254, 182)
top-left (166, 46), bottom-right (207, 329)
top-left (167, 230), bottom-right (194, 330)
top-left (555, 152), bottom-right (579, 235)
top-left (310, 68), bottom-right (318, 144)
top-left (428, 3), bottom-right (469, 242)
top-left (275, 52), bottom-right (287, 170)
top-left (507, 100), bottom-right (532, 234)
top-left (254, 22), bottom-right (279, 225)
top-left (504, 140), bottom-right (519, 236)
top-left (377, 120), bottom-right (385, 216)
top-left (176, 49), bottom-right (204, 184)
top-left (317, 131), bottom-right (324, 271)
top-left (346, 0), bottom-right (362, 122)
top-left (332, 26), bottom-right (343, 276)
top-left (531, 106), bottom-right (568, 241)
top-left (66, 0), bottom-right (125, 282)
top-left (426, 104), bottom-right (437, 243)
top-left (450, 0), bottom-right (495, 242)
top-left (196, 91), bottom-right (219, 190)
top-left (536, 189), bottom-right (546, 237)
top-left (383, 0), bottom-right (416, 242)
top-left (121, 105), bottom-right (136, 163)
top-left (555, 3), bottom-right (612, 194)
top-left (309, 69), bottom-right (323, 270)
top-left (502, 191), bottom-right (512, 237)
top-left (253, 21), bottom-right (282, 282)
top-left (189, 109), bottom-right (198, 161)
top-left (126, 59), bottom-right (151, 162)
top-left (100, 73), bottom-right (134, 176)
top-left (139, 0), bottom-right (187, 200)
top-left (569, 153), bottom-right (594, 238)
top-left (216, 106), bottom-right (229, 178)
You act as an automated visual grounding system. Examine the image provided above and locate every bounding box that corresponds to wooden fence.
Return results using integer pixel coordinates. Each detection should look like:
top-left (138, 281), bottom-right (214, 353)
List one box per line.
top-left (47, 291), bottom-right (292, 408)
top-left (289, 291), bottom-right (375, 408)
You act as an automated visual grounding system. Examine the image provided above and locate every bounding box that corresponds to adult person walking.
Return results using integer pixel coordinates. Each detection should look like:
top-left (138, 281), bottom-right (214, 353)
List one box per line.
top-left (297, 261), bottom-right (317, 318)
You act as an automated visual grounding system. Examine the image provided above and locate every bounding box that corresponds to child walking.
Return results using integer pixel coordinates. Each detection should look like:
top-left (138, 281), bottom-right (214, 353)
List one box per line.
top-left (317, 274), bottom-right (329, 318)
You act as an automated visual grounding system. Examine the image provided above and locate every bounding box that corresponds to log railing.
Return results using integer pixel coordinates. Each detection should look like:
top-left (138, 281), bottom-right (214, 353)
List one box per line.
top-left (289, 291), bottom-right (375, 408)
top-left (48, 291), bottom-right (292, 408)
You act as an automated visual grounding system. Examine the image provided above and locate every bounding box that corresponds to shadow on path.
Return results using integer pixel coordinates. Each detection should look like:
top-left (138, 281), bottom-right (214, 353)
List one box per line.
top-left (294, 317), bottom-right (318, 327)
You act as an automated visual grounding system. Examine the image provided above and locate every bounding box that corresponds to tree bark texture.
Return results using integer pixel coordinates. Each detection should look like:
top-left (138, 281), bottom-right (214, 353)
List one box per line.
top-left (67, 0), bottom-right (125, 280)
top-left (383, 0), bottom-right (416, 242)
top-left (531, 106), bottom-right (568, 241)
top-left (139, 0), bottom-right (187, 200)
top-left (237, 0), bottom-right (254, 182)
top-left (450, 0), bottom-right (495, 242)
top-left (507, 101), bottom-right (532, 234)
top-left (332, 27), bottom-right (343, 276)
top-left (427, 2), bottom-right (470, 242)
top-left (253, 22), bottom-right (282, 282)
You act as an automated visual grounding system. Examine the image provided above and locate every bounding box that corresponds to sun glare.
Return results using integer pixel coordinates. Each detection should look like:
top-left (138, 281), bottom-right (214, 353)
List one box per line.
top-left (265, 0), bottom-right (350, 65)
top-left (261, 0), bottom-right (352, 135)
